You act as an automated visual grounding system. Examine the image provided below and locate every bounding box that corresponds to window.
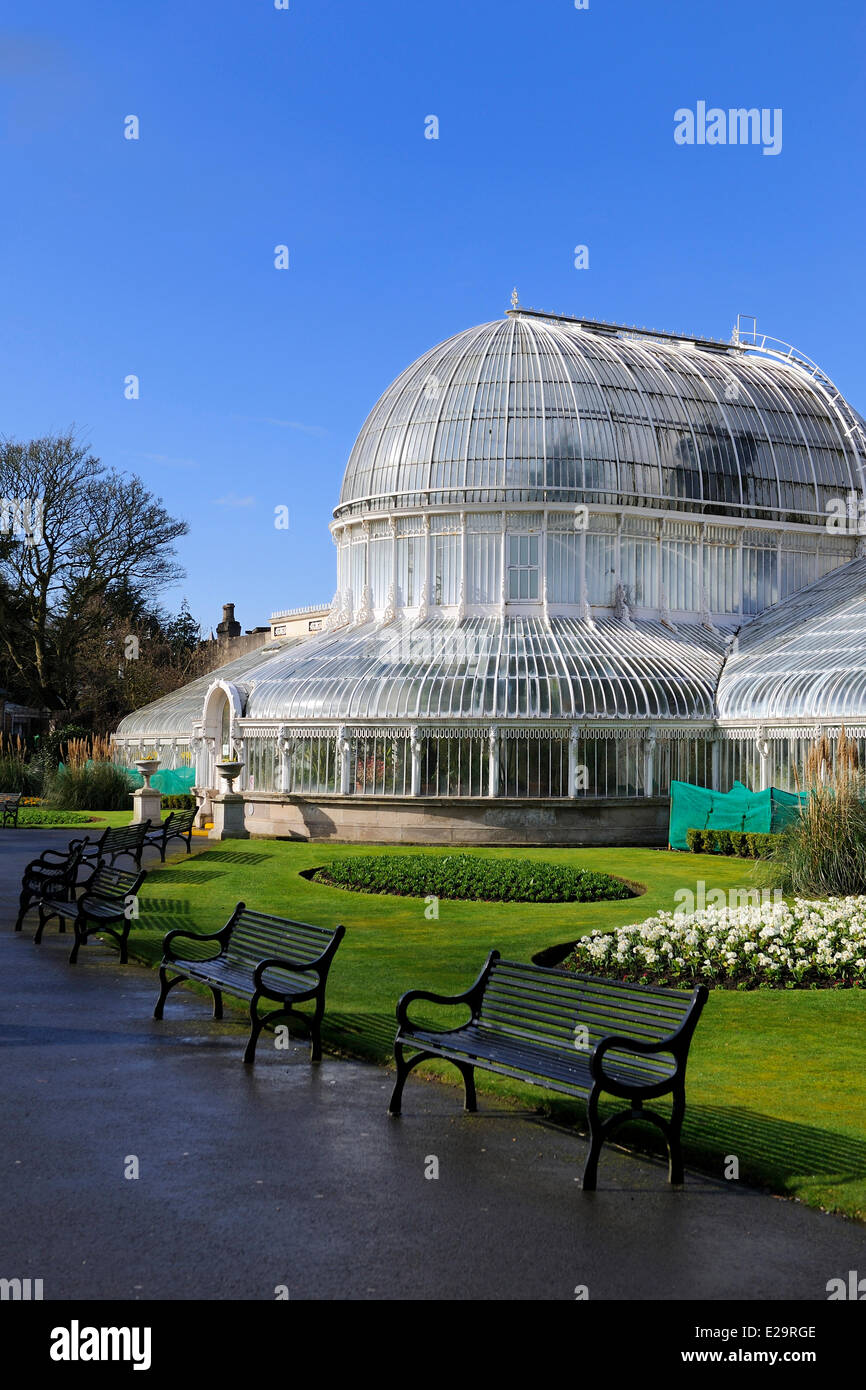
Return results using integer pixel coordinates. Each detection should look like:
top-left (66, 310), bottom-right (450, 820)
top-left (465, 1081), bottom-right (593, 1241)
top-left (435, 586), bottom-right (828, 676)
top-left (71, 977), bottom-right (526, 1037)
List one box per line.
top-left (506, 533), bottom-right (540, 601)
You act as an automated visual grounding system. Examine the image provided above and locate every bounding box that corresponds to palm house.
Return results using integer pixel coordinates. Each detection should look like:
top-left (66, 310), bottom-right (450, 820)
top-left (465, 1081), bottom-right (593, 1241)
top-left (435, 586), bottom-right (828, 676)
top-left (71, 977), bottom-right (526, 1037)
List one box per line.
top-left (114, 306), bottom-right (866, 844)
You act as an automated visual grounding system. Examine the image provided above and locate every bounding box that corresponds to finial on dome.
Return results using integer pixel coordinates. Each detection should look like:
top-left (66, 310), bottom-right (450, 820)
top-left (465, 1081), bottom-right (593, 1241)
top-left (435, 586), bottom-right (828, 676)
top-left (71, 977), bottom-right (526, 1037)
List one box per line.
top-left (511, 287), bottom-right (519, 309)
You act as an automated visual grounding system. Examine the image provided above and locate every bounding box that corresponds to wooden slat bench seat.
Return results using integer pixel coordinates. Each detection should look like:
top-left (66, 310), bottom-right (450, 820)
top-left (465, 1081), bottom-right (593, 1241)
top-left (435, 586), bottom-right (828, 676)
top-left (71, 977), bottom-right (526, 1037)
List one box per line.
top-left (36, 863), bottom-right (147, 964)
top-left (153, 902), bottom-right (345, 1063)
top-left (69, 820), bottom-right (151, 870)
top-left (389, 950), bottom-right (707, 1190)
top-left (146, 809), bottom-right (196, 861)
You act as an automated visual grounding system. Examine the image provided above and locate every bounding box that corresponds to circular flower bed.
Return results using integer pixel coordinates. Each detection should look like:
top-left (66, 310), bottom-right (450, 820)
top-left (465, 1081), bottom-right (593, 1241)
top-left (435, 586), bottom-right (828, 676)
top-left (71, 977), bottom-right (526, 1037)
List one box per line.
top-left (565, 897), bottom-right (866, 989)
top-left (311, 854), bottom-right (635, 904)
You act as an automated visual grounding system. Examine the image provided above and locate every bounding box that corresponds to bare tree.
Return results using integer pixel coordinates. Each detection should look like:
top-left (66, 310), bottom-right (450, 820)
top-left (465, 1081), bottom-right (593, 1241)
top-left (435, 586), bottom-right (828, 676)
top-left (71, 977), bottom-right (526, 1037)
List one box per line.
top-left (0, 432), bottom-right (189, 709)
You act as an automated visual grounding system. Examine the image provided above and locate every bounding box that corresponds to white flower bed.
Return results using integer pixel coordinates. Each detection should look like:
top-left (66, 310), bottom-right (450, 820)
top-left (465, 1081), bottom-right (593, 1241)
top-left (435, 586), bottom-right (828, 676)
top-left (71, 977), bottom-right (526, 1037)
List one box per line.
top-left (569, 897), bottom-right (866, 989)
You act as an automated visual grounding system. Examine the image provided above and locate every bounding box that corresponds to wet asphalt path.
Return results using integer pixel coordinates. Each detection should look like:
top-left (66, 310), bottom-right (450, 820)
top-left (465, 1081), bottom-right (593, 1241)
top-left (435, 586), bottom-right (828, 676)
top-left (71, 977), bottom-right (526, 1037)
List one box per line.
top-left (1, 830), bottom-right (862, 1300)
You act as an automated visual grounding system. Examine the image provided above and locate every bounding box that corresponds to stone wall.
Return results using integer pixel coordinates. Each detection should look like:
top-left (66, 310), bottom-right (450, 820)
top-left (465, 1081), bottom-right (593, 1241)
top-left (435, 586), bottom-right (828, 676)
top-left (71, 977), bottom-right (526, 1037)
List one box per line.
top-left (236, 793), bottom-right (670, 847)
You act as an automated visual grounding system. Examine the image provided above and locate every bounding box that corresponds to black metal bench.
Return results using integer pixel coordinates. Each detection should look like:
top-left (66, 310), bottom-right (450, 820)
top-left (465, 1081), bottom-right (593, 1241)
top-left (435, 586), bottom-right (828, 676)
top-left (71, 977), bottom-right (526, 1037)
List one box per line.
top-left (1, 791), bottom-right (23, 827)
top-left (154, 903), bottom-right (346, 1063)
top-left (146, 808), bottom-right (196, 861)
top-left (14, 841), bottom-right (91, 932)
top-left (37, 863), bottom-right (147, 964)
top-left (389, 951), bottom-right (708, 1190)
top-left (69, 820), bottom-right (151, 870)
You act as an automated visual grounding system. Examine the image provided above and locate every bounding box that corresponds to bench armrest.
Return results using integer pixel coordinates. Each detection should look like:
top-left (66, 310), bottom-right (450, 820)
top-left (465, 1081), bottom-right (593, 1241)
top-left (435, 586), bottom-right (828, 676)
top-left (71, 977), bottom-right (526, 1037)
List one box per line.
top-left (395, 950), bottom-right (499, 1030)
top-left (589, 1029), bottom-right (683, 1087)
top-left (162, 925), bottom-right (231, 962)
top-left (253, 956), bottom-right (319, 991)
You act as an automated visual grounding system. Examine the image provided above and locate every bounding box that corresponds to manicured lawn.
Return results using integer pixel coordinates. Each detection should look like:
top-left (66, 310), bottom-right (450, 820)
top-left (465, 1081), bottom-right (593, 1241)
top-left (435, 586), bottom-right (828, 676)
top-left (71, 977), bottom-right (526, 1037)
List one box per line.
top-left (126, 839), bottom-right (866, 1222)
top-left (9, 808), bottom-right (190, 830)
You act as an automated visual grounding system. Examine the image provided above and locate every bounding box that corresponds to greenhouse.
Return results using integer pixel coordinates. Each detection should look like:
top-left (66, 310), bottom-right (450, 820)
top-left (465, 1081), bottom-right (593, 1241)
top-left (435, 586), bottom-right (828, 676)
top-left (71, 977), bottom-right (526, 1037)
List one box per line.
top-left (114, 308), bottom-right (866, 844)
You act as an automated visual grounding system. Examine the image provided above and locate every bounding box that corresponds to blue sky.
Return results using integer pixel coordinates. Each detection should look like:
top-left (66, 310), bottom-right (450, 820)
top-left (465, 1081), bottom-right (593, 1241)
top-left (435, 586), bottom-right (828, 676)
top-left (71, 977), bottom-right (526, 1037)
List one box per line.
top-left (1, 0), bottom-right (864, 632)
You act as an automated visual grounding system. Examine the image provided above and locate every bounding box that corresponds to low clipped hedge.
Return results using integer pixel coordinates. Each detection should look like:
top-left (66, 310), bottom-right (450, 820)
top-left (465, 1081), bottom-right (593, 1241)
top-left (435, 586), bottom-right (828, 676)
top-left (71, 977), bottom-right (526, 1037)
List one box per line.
top-left (160, 794), bottom-right (196, 810)
top-left (15, 809), bottom-right (100, 828)
top-left (686, 827), bottom-right (779, 858)
top-left (311, 853), bottom-right (635, 903)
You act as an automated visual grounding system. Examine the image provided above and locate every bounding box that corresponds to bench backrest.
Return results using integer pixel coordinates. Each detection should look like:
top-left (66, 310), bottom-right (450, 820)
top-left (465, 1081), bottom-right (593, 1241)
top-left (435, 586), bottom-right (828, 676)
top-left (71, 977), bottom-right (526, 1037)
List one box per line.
top-left (104, 822), bottom-right (150, 850)
top-left (478, 957), bottom-right (702, 1059)
top-left (225, 906), bottom-right (342, 973)
top-left (164, 809), bottom-right (196, 833)
top-left (84, 864), bottom-right (146, 904)
top-left (22, 841), bottom-right (87, 890)
top-left (1, 791), bottom-right (22, 805)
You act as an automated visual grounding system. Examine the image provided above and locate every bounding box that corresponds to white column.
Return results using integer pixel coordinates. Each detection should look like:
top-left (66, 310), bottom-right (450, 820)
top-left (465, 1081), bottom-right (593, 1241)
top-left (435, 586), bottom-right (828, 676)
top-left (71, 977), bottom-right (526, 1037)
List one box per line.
top-left (278, 729), bottom-right (293, 795)
top-left (756, 726), bottom-right (772, 790)
top-left (488, 725), bottom-right (501, 798)
top-left (410, 727), bottom-right (422, 797)
top-left (337, 726), bottom-right (352, 796)
top-left (568, 725), bottom-right (582, 799)
top-left (644, 726), bottom-right (658, 797)
top-left (711, 735), bottom-right (721, 791)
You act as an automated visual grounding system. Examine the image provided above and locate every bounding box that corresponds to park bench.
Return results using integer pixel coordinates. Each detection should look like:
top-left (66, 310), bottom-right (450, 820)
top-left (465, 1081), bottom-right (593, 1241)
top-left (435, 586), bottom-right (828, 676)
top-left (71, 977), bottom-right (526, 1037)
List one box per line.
top-left (145, 808), bottom-right (196, 861)
top-left (153, 903), bottom-right (346, 1063)
top-left (1, 791), bottom-right (23, 827)
top-left (69, 820), bottom-right (152, 870)
top-left (14, 840), bottom-right (91, 933)
top-left (36, 863), bottom-right (147, 964)
top-left (388, 950), bottom-right (708, 1190)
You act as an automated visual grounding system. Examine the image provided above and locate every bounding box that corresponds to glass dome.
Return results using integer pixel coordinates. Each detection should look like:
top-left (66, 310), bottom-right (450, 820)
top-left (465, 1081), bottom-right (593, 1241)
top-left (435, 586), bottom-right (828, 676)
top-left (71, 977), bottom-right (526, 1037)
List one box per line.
top-left (336, 311), bottom-right (865, 527)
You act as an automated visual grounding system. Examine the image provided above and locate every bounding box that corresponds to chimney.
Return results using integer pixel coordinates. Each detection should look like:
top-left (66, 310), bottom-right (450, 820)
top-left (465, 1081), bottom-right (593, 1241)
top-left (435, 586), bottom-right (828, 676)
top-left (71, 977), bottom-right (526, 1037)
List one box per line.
top-left (216, 602), bottom-right (241, 644)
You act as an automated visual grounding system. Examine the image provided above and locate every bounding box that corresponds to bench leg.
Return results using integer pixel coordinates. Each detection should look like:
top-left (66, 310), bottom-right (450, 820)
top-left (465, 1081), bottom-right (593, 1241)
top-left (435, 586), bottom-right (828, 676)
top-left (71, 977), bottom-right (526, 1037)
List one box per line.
top-left (666, 1085), bottom-right (686, 1187)
top-left (34, 906), bottom-right (61, 945)
top-left (388, 1044), bottom-right (434, 1115)
top-left (14, 893), bottom-right (31, 932)
top-left (68, 920), bottom-right (86, 965)
top-left (308, 999), bottom-right (325, 1062)
top-left (119, 923), bottom-right (130, 965)
top-left (243, 996), bottom-right (266, 1064)
top-left (153, 968), bottom-right (184, 1019)
top-left (456, 1061), bottom-right (477, 1112)
top-left (210, 987), bottom-right (223, 1019)
top-left (582, 1087), bottom-right (604, 1191)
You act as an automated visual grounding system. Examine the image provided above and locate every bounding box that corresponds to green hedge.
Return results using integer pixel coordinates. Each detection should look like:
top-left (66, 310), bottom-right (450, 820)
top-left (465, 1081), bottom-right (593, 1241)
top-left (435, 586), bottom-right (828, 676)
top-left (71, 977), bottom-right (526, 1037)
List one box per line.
top-left (160, 794), bottom-right (196, 810)
top-left (686, 827), bottom-right (779, 858)
top-left (311, 853), bottom-right (635, 904)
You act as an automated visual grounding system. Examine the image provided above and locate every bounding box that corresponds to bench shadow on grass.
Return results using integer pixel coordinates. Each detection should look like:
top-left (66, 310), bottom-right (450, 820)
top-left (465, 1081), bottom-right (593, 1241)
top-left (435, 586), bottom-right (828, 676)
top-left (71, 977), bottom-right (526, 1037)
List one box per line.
top-left (190, 850), bottom-right (272, 866)
top-left (322, 1012), bottom-right (866, 1201)
top-left (528, 1095), bottom-right (866, 1200)
top-left (144, 869), bottom-right (227, 884)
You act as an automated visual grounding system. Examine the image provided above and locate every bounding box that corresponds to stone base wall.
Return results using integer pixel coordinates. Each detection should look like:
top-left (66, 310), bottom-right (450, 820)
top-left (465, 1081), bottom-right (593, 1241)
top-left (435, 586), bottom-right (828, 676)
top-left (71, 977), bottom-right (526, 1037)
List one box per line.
top-left (236, 794), bottom-right (671, 847)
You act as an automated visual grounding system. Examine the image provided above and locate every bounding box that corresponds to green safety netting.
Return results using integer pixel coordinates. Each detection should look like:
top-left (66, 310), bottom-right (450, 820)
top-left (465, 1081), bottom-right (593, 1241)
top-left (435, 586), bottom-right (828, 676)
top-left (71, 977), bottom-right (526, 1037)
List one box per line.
top-left (58, 762), bottom-right (196, 795)
top-left (668, 779), bottom-right (806, 850)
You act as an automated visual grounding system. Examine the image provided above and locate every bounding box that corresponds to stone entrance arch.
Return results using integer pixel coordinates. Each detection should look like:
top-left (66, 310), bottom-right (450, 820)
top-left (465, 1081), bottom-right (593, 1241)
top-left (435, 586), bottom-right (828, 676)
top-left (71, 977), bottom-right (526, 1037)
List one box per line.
top-left (198, 680), bottom-right (246, 795)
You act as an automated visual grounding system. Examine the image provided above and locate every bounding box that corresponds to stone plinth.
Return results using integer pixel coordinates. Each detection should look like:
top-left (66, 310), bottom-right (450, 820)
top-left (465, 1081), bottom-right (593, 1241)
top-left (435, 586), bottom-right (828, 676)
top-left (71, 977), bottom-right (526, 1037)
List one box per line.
top-left (209, 793), bottom-right (249, 840)
top-left (131, 786), bottom-right (162, 826)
